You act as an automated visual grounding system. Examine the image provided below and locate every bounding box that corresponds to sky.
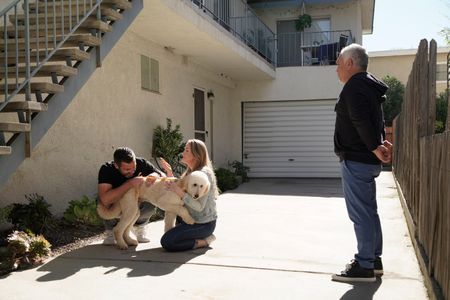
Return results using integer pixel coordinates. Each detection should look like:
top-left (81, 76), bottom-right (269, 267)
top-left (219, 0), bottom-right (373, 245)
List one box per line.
top-left (362, 0), bottom-right (450, 52)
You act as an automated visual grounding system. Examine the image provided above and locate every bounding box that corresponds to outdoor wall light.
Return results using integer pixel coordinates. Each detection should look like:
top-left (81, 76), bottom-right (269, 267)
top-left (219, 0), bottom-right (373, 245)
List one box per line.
top-left (207, 90), bottom-right (215, 101)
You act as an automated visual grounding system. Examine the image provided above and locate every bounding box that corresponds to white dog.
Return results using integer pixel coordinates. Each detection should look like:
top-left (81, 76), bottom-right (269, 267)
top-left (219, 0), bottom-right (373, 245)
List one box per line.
top-left (97, 171), bottom-right (210, 249)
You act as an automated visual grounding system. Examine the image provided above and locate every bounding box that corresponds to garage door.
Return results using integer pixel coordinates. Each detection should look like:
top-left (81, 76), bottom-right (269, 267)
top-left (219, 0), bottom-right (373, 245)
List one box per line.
top-left (243, 100), bottom-right (340, 178)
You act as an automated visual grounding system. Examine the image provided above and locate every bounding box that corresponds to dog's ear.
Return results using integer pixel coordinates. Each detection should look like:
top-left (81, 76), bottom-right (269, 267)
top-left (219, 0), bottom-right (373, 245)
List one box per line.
top-left (203, 180), bottom-right (210, 196)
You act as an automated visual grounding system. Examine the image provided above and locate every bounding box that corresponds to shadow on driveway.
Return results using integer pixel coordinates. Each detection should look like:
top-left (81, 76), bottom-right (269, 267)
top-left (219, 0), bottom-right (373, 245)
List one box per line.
top-left (227, 178), bottom-right (343, 198)
top-left (36, 244), bottom-right (209, 282)
top-left (339, 278), bottom-right (383, 300)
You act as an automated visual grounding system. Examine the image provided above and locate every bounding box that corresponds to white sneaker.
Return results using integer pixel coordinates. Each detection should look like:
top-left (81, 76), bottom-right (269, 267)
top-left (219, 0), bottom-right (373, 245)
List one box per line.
top-left (133, 226), bottom-right (150, 243)
top-left (102, 230), bottom-right (116, 245)
top-left (205, 234), bottom-right (216, 246)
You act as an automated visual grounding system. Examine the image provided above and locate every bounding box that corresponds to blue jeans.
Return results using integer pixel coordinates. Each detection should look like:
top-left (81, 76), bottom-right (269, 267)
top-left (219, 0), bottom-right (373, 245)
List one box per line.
top-left (341, 160), bottom-right (382, 269)
top-left (161, 219), bottom-right (216, 252)
top-left (97, 197), bottom-right (155, 230)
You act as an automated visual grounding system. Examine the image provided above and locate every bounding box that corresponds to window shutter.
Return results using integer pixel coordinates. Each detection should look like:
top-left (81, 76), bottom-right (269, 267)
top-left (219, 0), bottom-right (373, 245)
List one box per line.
top-left (150, 58), bottom-right (159, 92)
top-left (141, 55), bottom-right (150, 90)
top-left (141, 55), bottom-right (159, 92)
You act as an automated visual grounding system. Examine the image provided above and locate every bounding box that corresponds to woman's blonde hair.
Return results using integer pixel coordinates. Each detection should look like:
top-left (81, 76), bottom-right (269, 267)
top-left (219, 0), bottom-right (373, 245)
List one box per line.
top-left (183, 139), bottom-right (218, 198)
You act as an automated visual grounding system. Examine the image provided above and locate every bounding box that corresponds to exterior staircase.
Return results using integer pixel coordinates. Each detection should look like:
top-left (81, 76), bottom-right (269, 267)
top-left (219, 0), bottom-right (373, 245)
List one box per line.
top-left (0, 0), bottom-right (142, 187)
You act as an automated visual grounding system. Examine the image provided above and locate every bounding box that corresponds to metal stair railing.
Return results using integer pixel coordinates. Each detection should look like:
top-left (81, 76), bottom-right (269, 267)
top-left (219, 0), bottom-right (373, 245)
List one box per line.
top-left (0, 0), bottom-right (103, 111)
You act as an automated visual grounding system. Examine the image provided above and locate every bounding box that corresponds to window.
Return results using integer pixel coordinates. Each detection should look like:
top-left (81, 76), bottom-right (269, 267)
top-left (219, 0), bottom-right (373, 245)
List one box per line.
top-left (436, 63), bottom-right (447, 82)
top-left (305, 18), bottom-right (331, 45)
top-left (141, 55), bottom-right (159, 93)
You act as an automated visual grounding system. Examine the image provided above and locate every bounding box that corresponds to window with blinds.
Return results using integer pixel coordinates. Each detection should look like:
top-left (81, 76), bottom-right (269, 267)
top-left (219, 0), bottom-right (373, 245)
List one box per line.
top-left (141, 55), bottom-right (159, 92)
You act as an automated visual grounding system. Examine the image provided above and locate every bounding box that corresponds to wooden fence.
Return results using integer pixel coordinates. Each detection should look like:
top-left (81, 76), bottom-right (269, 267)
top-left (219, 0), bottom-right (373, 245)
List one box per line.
top-left (393, 39), bottom-right (449, 300)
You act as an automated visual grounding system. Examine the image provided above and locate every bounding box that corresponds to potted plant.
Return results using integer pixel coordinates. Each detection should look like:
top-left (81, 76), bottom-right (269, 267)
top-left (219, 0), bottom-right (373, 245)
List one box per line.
top-left (295, 13), bottom-right (312, 31)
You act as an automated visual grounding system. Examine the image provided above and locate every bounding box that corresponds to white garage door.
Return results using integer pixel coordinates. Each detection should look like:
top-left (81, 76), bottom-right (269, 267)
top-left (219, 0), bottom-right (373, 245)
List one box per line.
top-left (243, 100), bottom-right (340, 178)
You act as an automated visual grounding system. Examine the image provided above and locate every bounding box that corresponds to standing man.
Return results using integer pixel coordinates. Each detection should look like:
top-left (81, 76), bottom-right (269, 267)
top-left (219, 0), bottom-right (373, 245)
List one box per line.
top-left (332, 44), bottom-right (392, 283)
top-left (98, 147), bottom-right (163, 245)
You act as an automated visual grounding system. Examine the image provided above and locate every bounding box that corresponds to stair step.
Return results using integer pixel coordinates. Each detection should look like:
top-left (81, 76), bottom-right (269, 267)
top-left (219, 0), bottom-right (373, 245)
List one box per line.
top-left (102, 0), bottom-right (132, 10)
top-left (0, 34), bottom-right (101, 51)
top-left (0, 35), bottom-right (100, 49)
top-left (0, 146), bottom-right (12, 155)
top-left (1, 101), bottom-right (48, 112)
top-left (11, 8), bottom-right (123, 24)
top-left (0, 18), bottom-right (112, 38)
top-left (0, 82), bottom-right (64, 94)
top-left (0, 64), bottom-right (78, 79)
top-left (0, 122), bottom-right (31, 133)
top-left (35, 0), bottom-right (132, 10)
top-left (0, 48), bottom-right (91, 64)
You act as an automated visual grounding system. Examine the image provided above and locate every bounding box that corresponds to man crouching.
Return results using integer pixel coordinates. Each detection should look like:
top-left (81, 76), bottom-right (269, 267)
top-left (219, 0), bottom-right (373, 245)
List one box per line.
top-left (97, 147), bottom-right (163, 245)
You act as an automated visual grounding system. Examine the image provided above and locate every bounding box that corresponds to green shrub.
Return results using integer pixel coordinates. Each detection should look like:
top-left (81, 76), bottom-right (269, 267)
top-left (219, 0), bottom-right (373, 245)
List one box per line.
top-left (63, 195), bottom-right (102, 227)
top-left (0, 205), bottom-right (12, 224)
top-left (5, 230), bottom-right (51, 271)
top-left (8, 194), bottom-right (52, 234)
top-left (215, 168), bottom-right (239, 193)
top-left (28, 234), bottom-right (52, 260)
top-left (152, 118), bottom-right (186, 176)
top-left (229, 160), bottom-right (250, 182)
top-left (435, 90), bottom-right (448, 133)
top-left (382, 75), bottom-right (405, 126)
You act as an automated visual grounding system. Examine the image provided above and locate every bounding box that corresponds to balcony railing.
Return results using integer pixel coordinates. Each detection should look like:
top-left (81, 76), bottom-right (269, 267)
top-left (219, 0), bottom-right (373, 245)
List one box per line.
top-left (191, 0), bottom-right (276, 67)
top-left (277, 30), bottom-right (353, 67)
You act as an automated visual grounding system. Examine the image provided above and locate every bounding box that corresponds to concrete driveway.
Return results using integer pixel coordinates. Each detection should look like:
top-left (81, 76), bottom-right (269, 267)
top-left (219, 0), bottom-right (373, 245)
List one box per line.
top-left (0, 172), bottom-right (428, 299)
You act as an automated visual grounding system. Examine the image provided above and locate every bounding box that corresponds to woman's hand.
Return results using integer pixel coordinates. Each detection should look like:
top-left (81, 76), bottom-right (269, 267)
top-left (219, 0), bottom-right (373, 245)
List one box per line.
top-left (165, 181), bottom-right (185, 198)
top-left (158, 157), bottom-right (174, 177)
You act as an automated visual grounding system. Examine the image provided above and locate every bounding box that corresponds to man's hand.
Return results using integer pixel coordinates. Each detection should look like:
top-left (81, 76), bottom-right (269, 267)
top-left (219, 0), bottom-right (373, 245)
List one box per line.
top-left (128, 176), bottom-right (146, 188)
top-left (145, 174), bottom-right (159, 187)
top-left (383, 140), bottom-right (393, 152)
top-left (373, 144), bottom-right (391, 164)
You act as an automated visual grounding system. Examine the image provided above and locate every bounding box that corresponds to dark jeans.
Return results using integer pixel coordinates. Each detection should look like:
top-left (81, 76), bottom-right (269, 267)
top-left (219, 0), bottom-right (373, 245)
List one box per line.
top-left (97, 197), bottom-right (155, 230)
top-left (160, 218), bottom-right (216, 252)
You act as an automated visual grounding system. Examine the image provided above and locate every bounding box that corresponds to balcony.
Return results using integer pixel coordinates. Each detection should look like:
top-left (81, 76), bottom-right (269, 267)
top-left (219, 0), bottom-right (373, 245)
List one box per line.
top-left (131, 0), bottom-right (276, 80)
top-left (277, 30), bottom-right (353, 67)
top-left (192, 0), bottom-right (276, 66)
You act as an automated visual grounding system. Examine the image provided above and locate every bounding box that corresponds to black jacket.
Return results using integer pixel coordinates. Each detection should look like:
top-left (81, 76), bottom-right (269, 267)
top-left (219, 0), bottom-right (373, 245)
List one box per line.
top-left (334, 72), bottom-right (388, 165)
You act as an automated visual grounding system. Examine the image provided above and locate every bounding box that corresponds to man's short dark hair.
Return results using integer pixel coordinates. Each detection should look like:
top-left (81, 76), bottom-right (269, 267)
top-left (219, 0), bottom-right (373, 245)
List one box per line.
top-left (113, 147), bottom-right (136, 165)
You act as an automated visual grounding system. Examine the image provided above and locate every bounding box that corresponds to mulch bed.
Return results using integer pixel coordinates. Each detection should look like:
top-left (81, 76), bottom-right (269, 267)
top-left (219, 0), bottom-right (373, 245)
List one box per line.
top-left (0, 221), bottom-right (106, 276)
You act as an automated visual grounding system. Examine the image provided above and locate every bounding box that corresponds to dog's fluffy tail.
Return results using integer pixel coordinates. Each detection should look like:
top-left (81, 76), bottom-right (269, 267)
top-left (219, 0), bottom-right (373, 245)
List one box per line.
top-left (97, 203), bottom-right (121, 220)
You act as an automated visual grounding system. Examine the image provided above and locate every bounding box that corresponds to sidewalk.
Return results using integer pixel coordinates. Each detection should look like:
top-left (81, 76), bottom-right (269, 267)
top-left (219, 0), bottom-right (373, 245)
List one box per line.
top-left (0, 172), bottom-right (428, 299)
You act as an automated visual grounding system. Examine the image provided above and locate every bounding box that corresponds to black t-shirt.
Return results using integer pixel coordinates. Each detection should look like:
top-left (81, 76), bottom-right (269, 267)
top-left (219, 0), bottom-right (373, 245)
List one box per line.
top-left (98, 158), bottom-right (161, 188)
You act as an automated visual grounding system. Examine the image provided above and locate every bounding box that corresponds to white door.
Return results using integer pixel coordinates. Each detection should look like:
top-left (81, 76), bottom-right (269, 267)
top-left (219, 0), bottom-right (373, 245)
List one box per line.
top-left (243, 100), bottom-right (340, 178)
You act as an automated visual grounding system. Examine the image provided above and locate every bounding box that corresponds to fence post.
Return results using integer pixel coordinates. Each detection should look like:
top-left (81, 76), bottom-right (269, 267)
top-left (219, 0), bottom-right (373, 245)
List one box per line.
top-left (447, 51), bottom-right (450, 132)
top-left (418, 39), bottom-right (428, 137)
top-left (427, 40), bottom-right (436, 136)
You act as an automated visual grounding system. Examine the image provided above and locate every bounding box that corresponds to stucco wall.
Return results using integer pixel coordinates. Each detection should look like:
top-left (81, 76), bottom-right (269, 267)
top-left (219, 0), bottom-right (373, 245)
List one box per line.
top-left (369, 50), bottom-right (449, 94)
top-left (0, 30), bottom-right (235, 214)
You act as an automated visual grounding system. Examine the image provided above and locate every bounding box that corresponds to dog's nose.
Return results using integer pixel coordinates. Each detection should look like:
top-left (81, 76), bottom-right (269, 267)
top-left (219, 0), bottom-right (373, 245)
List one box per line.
top-left (194, 194), bottom-right (199, 199)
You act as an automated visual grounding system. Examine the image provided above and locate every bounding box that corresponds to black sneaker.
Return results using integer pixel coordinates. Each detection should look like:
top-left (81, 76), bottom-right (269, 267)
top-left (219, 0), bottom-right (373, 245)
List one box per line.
top-left (332, 260), bottom-right (376, 283)
top-left (374, 257), bottom-right (383, 276)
